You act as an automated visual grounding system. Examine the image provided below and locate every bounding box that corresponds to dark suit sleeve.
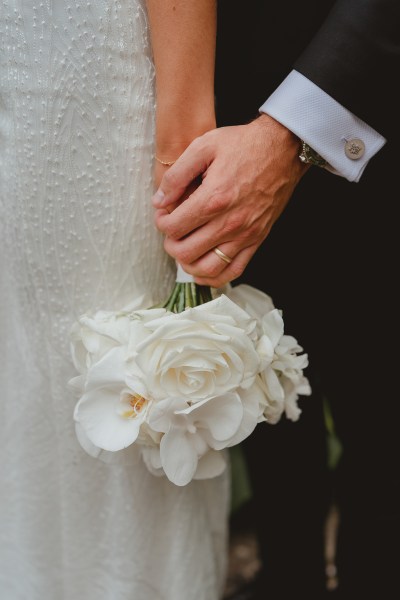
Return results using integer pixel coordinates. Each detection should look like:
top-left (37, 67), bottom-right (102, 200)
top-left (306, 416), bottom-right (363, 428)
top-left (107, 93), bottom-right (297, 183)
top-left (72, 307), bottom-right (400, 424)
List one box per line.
top-left (294, 0), bottom-right (400, 136)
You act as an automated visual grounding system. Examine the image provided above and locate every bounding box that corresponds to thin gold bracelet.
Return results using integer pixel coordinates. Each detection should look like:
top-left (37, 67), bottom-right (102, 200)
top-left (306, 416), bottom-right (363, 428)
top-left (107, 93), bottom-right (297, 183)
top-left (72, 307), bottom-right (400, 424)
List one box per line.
top-left (155, 156), bottom-right (176, 166)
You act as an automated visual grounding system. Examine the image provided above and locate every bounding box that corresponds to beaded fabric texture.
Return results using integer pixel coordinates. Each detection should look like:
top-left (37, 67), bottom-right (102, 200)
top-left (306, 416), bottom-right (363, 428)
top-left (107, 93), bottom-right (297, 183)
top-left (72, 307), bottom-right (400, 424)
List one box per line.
top-left (0, 2), bottom-right (228, 598)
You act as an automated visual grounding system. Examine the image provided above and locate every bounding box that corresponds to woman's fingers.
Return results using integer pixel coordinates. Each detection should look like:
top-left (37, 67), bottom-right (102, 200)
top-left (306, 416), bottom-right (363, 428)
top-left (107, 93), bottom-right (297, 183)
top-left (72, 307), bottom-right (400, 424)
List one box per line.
top-left (154, 181), bottom-right (215, 240)
top-left (152, 133), bottom-right (215, 210)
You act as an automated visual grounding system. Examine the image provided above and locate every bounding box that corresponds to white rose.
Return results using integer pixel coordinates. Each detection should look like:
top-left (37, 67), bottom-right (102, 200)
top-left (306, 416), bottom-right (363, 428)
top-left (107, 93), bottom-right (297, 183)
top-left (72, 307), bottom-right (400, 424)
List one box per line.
top-left (258, 309), bottom-right (311, 423)
top-left (282, 376), bottom-right (311, 421)
top-left (227, 284), bottom-right (275, 317)
top-left (273, 334), bottom-right (309, 382)
top-left (70, 293), bottom-right (152, 375)
top-left (227, 284), bottom-right (275, 337)
top-left (256, 309), bottom-right (284, 368)
top-left (135, 295), bottom-right (260, 402)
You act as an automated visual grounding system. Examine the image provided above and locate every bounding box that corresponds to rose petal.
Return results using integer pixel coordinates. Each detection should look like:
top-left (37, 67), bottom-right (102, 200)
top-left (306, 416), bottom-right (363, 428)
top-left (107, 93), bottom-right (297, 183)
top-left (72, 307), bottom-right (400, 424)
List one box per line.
top-left (227, 284), bottom-right (275, 319)
top-left (79, 314), bottom-right (129, 348)
top-left (257, 335), bottom-right (275, 365)
top-left (263, 366), bottom-right (284, 403)
top-left (278, 334), bottom-right (303, 353)
top-left (261, 309), bottom-right (284, 347)
top-left (84, 346), bottom-right (127, 391)
top-left (194, 294), bottom-right (254, 327)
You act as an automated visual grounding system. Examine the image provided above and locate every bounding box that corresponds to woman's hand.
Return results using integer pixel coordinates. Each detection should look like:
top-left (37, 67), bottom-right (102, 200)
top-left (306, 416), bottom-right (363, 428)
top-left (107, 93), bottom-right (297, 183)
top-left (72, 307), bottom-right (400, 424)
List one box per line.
top-left (146, 1), bottom-right (217, 217)
top-left (154, 160), bottom-right (169, 191)
top-left (154, 157), bottom-right (202, 216)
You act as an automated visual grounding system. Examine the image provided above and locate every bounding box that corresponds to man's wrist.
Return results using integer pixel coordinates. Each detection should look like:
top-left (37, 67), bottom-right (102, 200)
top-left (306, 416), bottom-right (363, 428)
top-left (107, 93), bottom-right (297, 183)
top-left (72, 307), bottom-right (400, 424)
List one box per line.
top-left (252, 114), bottom-right (309, 177)
top-left (298, 141), bottom-right (329, 168)
top-left (260, 70), bottom-right (386, 182)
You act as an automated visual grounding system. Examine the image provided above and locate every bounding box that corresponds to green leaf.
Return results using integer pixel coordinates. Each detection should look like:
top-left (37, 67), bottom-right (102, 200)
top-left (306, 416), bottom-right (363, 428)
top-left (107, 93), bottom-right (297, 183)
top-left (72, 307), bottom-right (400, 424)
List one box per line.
top-left (323, 396), bottom-right (343, 470)
top-left (229, 444), bottom-right (252, 514)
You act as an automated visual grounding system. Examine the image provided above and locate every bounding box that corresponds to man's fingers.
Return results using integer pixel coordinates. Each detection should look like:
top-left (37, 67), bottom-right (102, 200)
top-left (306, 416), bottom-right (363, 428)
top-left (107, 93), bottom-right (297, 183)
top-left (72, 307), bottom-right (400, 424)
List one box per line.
top-left (179, 240), bottom-right (247, 279)
top-left (152, 134), bottom-right (214, 209)
top-left (163, 216), bottom-right (247, 264)
top-left (191, 245), bottom-right (259, 288)
top-left (154, 182), bottom-right (218, 239)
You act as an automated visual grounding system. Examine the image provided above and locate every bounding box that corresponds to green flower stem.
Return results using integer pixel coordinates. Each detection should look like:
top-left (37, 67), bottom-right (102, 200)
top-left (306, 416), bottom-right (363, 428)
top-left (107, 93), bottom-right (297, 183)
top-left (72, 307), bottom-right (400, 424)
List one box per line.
top-left (199, 285), bottom-right (212, 304)
top-left (162, 281), bottom-right (212, 313)
top-left (164, 282), bottom-right (181, 312)
top-left (177, 286), bottom-right (185, 313)
top-left (185, 282), bottom-right (192, 308)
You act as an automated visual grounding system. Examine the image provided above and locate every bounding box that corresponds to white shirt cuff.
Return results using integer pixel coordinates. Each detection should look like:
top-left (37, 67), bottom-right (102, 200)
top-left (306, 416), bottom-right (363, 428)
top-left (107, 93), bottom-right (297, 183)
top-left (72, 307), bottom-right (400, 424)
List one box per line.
top-left (260, 70), bottom-right (386, 182)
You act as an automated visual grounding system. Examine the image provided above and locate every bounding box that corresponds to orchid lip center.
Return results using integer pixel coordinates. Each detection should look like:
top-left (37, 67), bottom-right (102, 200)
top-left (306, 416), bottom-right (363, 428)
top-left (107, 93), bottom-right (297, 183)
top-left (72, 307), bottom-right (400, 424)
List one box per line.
top-left (118, 392), bottom-right (148, 420)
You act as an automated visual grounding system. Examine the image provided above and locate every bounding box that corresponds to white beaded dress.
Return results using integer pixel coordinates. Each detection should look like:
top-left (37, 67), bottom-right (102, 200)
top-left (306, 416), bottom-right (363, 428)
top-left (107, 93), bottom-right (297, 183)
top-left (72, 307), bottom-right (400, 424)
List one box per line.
top-left (0, 2), bottom-right (229, 598)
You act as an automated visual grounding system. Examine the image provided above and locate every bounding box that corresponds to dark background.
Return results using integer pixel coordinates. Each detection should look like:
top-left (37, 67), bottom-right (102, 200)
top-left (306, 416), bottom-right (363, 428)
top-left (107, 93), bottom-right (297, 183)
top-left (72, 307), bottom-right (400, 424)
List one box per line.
top-left (215, 1), bottom-right (399, 596)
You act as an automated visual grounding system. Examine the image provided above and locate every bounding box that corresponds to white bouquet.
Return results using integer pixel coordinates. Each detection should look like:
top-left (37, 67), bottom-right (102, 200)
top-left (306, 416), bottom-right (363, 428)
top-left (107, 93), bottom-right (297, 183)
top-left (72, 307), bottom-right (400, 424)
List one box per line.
top-left (70, 267), bottom-right (310, 486)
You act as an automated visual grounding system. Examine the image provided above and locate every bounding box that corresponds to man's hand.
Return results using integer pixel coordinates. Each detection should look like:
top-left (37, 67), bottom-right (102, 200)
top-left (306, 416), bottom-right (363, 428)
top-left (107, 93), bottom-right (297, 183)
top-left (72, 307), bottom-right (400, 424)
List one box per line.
top-left (152, 114), bottom-right (309, 287)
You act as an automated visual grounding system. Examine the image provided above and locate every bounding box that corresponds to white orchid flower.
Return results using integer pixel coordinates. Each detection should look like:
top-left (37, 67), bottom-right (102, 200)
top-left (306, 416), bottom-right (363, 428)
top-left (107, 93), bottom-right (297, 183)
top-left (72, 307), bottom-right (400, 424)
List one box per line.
top-left (147, 393), bottom-right (244, 486)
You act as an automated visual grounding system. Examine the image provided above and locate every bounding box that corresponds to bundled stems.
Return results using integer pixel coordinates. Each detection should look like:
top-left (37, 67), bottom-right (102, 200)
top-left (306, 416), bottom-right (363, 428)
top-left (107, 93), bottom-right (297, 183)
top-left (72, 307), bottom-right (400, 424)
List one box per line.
top-left (163, 282), bottom-right (212, 313)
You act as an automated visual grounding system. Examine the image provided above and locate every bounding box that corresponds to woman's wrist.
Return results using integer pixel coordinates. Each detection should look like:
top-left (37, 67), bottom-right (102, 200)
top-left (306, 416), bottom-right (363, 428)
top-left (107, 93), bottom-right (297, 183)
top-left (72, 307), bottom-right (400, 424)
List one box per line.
top-left (156, 117), bottom-right (216, 163)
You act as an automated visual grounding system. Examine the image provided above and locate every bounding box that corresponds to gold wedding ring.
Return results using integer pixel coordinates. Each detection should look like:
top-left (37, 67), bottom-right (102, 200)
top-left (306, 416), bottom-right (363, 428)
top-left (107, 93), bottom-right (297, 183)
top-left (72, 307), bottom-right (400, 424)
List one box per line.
top-left (213, 247), bottom-right (233, 264)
